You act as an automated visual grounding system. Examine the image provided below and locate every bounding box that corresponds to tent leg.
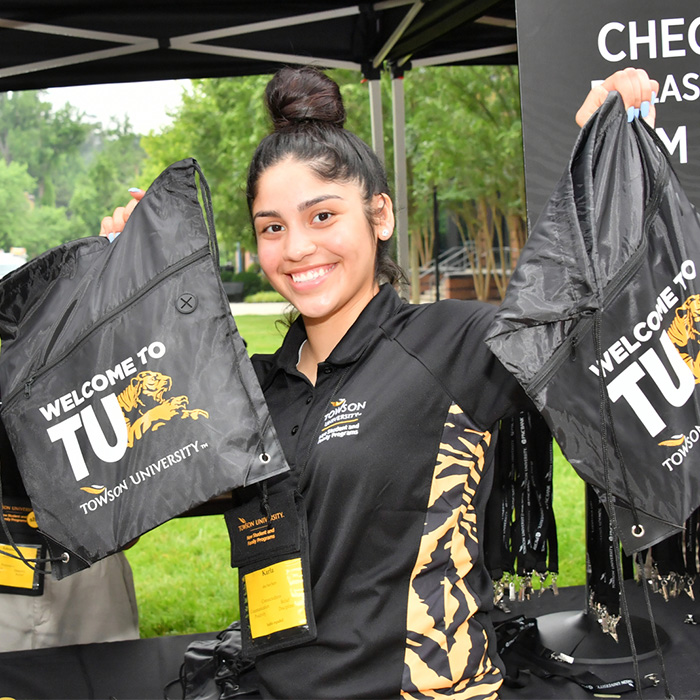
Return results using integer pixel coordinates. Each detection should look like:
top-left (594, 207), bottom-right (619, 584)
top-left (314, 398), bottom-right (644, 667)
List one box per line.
top-left (368, 78), bottom-right (385, 166)
top-left (391, 68), bottom-right (410, 297)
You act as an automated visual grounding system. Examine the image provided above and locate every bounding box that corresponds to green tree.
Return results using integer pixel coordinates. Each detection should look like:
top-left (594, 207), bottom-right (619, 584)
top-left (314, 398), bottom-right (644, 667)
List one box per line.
top-left (405, 65), bottom-right (525, 300)
top-left (0, 159), bottom-right (73, 257)
top-left (0, 91), bottom-right (92, 206)
top-left (0, 159), bottom-right (35, 250)
top-left (70, 119), bottom-right (146, 239)
top-left (21, 205), bottom-right (74, 258)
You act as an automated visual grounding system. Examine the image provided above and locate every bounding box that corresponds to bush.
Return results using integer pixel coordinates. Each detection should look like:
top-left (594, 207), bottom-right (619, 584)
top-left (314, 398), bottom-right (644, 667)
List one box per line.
top-left (234, 270), bottom-right (265, 296)
top-left (244, 290), bottom-right (287, 303)
top-left (219, 267), bottom-right (272, 296)
top-left (219, 266), bottom-right (237, 283)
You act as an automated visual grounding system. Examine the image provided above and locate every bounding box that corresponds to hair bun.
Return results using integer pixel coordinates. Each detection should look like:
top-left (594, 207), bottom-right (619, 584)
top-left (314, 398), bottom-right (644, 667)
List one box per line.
top-left (265, 66), bottom-right (346, 130)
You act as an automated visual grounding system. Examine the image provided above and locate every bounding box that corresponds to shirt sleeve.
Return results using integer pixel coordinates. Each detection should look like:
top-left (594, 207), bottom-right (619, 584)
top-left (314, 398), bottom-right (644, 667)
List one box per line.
top-left (390, 299), bottom-right (534, 429)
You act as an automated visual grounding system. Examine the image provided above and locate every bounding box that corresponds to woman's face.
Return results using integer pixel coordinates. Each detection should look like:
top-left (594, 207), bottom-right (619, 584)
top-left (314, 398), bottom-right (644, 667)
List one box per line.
top-left (253, 158), bottom-right (392, 325)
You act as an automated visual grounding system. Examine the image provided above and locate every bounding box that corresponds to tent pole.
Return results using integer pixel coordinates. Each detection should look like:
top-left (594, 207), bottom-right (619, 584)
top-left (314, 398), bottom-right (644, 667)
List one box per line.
top-left (391, 65), bottom-right (410, 297)
top-left (368, 78), bottom-right (385, 166)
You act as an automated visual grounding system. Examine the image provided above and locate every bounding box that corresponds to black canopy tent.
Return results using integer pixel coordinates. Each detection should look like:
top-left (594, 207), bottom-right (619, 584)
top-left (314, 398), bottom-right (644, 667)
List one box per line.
top-left (0, 0), bottom-right (517, 274)
top-left (5, 7), bottom-right (700, 697)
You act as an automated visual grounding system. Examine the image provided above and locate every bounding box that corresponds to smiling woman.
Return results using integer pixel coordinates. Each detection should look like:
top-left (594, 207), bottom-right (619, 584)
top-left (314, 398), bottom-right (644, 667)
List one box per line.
top-left (98, 63), bottom-right (656, 700)
top-left (230, 66), bottom-right (535, 699)
top-left (252, 160), bottom-right (388, 381)
top-left (245, 67), bottom-right (402, 384)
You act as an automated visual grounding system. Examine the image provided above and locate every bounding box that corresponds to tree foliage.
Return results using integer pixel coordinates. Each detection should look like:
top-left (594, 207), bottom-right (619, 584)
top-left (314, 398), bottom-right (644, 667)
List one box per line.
top-left (0, 159), bottom-right (73, 257)
top-left (70, 118), bottom-right (146, 239)
top-left (0, 159), bottom-right (35, 250)
top-left (0, 91), bottom-right (145, 258)
top-left (405, 65), bottom-right (526, 300)
top-left (0, 91), bottom-right (92, 206)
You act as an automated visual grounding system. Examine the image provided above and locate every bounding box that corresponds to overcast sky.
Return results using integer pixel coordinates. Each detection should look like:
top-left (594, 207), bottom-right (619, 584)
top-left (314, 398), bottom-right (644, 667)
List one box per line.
top-left (45, 79), bottom-right (190, 134)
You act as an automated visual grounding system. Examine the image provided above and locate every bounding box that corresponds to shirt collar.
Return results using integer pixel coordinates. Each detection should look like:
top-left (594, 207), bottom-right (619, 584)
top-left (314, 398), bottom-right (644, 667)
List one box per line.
top-left (269, 284), bottom-right (405, 379)
top-left (327, 284), bottom-right (404, 365)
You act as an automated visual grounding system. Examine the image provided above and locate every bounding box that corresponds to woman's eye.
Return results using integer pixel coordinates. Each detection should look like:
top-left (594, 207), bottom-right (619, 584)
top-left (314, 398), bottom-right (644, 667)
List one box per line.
top-left (313, 211), bottom-right (332, 223)
top-left (259, 223), bottom-right (284, 235)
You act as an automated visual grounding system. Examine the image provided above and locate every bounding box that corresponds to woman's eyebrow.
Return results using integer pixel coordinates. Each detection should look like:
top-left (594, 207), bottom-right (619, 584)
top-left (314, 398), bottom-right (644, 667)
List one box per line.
top-left (253, 194), bottom-right (343, 221)
top-left (252, 209), bottom-right (279, 221)
top-left (298, 194), bottom-right (343, 211)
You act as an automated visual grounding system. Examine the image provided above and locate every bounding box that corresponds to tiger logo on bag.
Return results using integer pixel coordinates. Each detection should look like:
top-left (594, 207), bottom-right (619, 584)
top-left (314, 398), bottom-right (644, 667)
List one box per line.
top-left (117, 370), bottom-right (209, 447)
top-left (667, 294), bottom-right (700, 382)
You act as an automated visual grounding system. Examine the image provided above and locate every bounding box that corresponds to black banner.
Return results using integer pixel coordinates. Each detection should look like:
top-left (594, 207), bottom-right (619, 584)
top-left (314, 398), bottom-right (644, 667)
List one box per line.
top-left (516, 0), bottom-right (700, 227)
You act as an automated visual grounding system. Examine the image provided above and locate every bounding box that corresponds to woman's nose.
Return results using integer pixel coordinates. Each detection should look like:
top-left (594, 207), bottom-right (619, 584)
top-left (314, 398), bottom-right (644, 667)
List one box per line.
top-left (284, 227), bottom-right (317, 261)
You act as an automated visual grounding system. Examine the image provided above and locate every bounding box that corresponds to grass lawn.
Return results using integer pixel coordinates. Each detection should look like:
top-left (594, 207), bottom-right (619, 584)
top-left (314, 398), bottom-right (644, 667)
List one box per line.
top-left (553, 442), bottom-right (586, 589)
top-left (126, 313), bottom-right (587, 638)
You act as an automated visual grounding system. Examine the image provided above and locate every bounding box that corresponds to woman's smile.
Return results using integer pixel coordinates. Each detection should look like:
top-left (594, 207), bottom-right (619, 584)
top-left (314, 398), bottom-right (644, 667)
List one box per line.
top-left (289, 263), bottom-right (337, 285)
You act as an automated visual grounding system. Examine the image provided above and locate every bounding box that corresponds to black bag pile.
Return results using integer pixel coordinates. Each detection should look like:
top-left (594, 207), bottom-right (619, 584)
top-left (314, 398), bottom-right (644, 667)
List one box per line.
top-left (165, 622), bottom-right (260, 700)
top-left (0, 159), bottom-right (288, 578)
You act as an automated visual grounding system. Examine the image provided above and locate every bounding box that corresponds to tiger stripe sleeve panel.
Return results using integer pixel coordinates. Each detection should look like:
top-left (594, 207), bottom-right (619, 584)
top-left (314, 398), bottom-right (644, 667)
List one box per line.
top-left (402, 403), bottom-right (503, 699)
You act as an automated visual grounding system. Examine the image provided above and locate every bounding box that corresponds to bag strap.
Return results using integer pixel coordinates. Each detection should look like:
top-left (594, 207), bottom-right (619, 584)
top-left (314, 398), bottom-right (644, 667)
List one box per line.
top-left (192, 160), bottom-right (220, 269)
top-left (496, 616), bottom-right (661, 695)
top-left (584, 99), bottom-right (674, 699)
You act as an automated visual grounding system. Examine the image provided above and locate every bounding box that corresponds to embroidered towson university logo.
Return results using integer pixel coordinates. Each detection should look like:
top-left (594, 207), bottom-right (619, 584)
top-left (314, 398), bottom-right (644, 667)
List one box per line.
top-left (317, 397), bottom-right (367, 444)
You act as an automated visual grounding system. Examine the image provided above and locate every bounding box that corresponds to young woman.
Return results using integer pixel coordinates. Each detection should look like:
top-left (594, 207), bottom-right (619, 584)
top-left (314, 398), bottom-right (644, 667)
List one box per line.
top-left (104, 66), bottom-right (657, 699)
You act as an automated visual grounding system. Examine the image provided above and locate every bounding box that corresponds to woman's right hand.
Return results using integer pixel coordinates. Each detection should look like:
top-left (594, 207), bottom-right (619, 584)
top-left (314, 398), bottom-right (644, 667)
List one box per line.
top-left (99, 188), bottom-right (145, 239)
top-left (575, 67), bottom-right (659, 128)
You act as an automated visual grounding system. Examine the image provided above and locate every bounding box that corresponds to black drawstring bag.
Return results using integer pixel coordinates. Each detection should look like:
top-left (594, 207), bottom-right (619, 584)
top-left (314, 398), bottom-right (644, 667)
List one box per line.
top-left (486, 92), bottom-right (700, 554)
top-left (0, 158), bottom-right (289, 579)
top-left (164, 621), bottom-right (261, 700)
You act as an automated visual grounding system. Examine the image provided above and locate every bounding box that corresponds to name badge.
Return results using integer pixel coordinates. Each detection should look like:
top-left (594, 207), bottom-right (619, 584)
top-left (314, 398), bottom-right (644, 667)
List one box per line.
top-left (226, 488), bottom-right (316, 657)
top-left (0, 498), bottom-right (46, 596)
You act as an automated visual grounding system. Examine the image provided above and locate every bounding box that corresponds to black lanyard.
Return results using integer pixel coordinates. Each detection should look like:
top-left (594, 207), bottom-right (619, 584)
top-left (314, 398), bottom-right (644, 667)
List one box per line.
top-left (489, 410), bottom-right (558, 605)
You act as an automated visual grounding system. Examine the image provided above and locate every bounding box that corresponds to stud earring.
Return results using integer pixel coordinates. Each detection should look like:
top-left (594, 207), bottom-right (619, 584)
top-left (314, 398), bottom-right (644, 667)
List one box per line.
top-left (380, 229), bottom-right (391, 239)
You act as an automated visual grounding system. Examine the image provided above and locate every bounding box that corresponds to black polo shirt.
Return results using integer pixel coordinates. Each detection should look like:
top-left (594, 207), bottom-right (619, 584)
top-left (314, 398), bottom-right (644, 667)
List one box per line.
top-left (250, 285), bottom-right (527, 699)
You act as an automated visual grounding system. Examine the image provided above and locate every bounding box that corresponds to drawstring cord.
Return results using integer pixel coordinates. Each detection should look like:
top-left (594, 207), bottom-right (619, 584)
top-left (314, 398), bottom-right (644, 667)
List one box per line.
top-left (0, 475), bottom-right (68, 573)
top-left (593, 310), bottom-right (673, 699)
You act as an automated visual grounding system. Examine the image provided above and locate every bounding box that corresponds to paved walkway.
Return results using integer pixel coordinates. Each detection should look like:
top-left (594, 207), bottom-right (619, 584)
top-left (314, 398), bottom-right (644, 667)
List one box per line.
top-left (229, 301), bottom-right (291, 316)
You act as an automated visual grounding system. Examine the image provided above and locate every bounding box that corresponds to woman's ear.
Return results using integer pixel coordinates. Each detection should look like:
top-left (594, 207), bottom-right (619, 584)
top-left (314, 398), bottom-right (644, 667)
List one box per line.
top-left (374, 193), bottom-right (395, 240)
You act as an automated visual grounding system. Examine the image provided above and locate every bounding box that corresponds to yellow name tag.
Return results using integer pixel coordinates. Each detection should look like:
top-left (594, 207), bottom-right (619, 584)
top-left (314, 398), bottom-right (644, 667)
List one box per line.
top-left (244, 557), bottom-right (307, 638)
top-left (0, 544), bottom-right (40, 590)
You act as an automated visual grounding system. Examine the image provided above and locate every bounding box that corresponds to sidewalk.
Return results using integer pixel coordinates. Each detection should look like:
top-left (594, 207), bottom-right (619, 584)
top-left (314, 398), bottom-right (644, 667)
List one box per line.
top-left (229, 301), bottom-right (292, 316)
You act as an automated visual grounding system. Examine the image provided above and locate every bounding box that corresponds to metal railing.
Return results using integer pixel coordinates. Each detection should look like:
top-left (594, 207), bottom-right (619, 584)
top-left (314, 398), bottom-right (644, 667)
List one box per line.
top-left (418, 244), bottom-right (512, 281)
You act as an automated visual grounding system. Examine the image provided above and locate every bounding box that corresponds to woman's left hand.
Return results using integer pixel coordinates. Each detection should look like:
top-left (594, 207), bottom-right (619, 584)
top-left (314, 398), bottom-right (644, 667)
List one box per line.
top-left (575, 67), bottom-right (659, 128)
top-left (99, 188), bottom-right (145, 239)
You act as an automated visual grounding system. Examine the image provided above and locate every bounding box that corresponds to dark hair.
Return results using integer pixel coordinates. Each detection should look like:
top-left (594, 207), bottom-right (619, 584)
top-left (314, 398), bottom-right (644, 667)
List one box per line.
top-left (246, 66), bottom-right (404, 287)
